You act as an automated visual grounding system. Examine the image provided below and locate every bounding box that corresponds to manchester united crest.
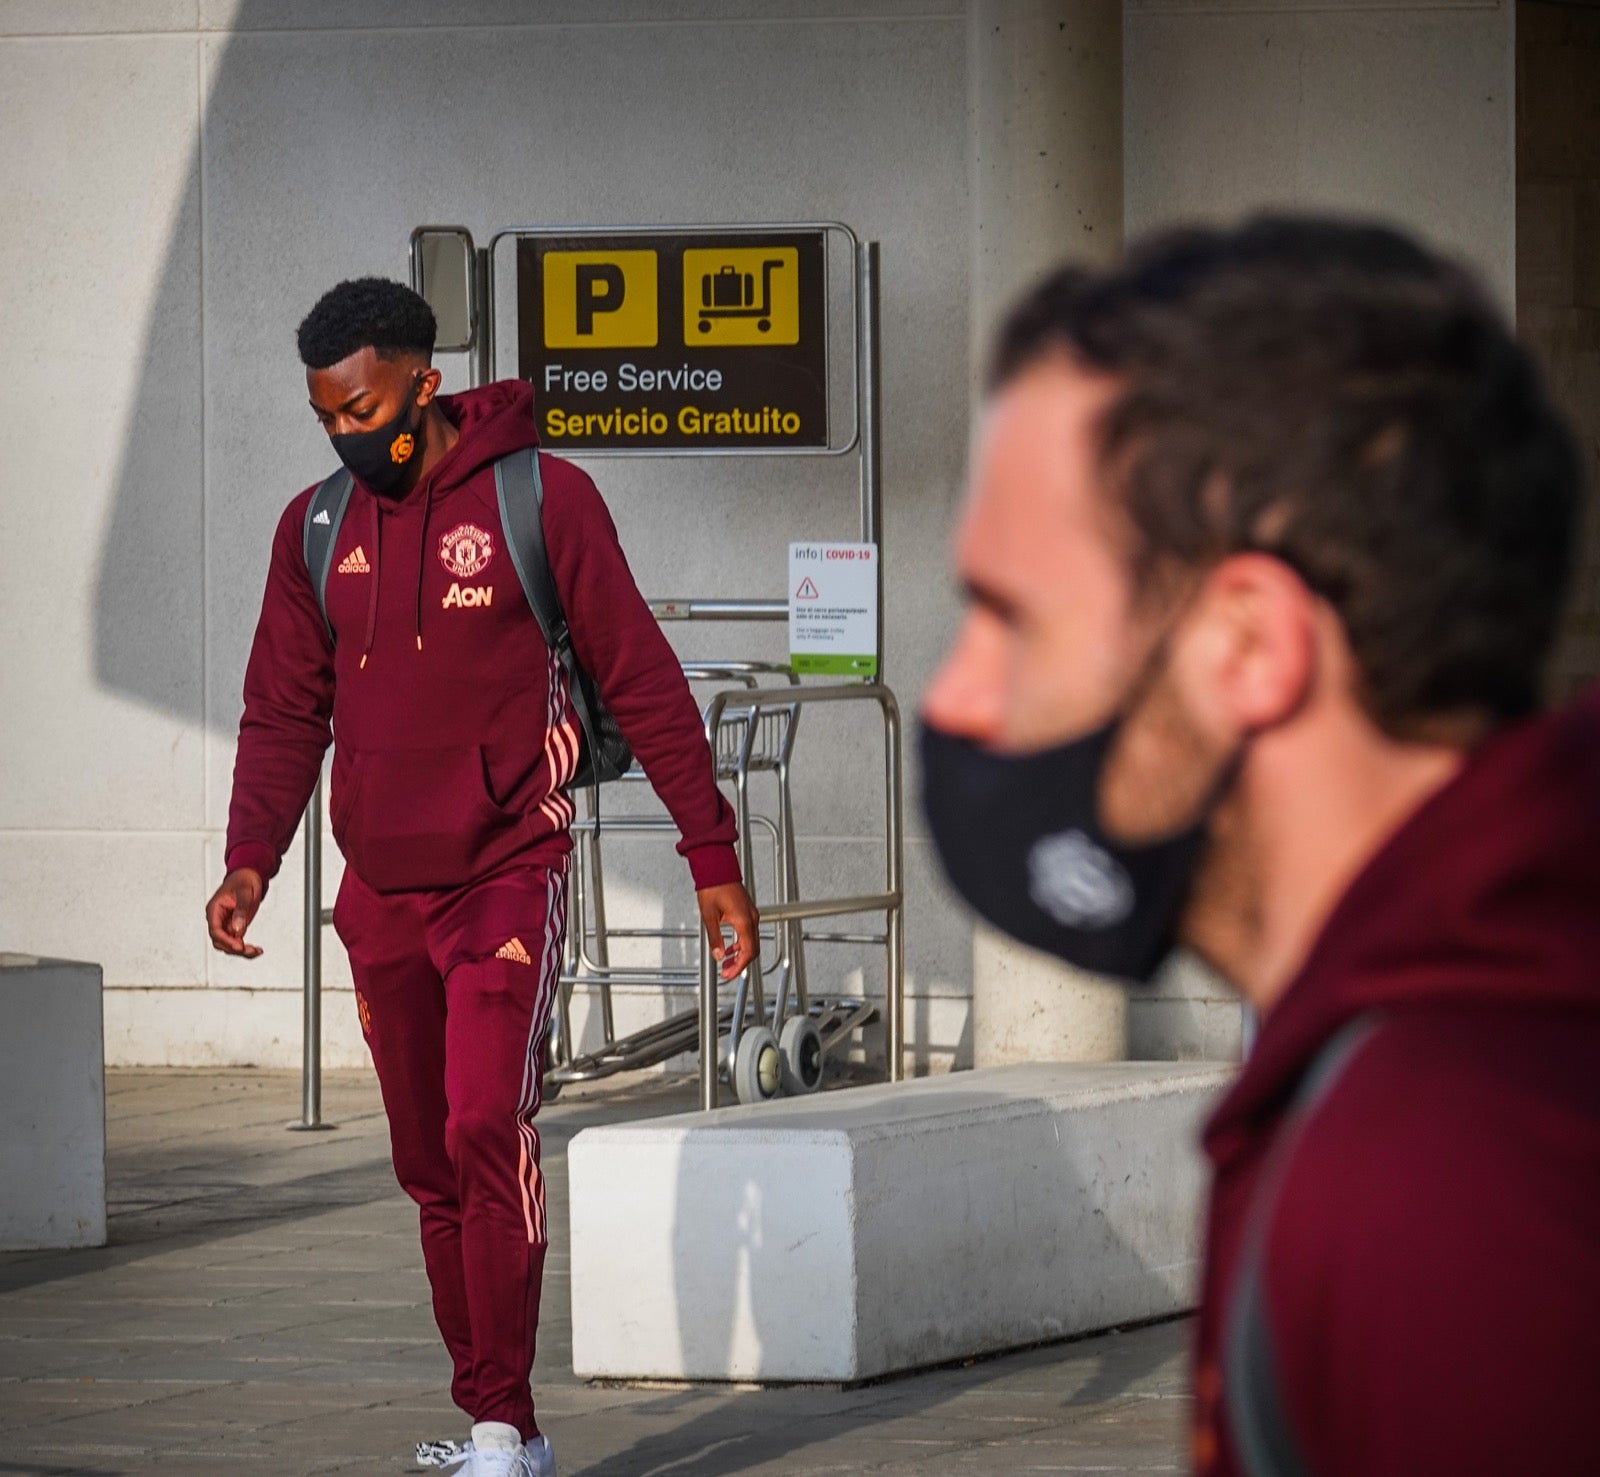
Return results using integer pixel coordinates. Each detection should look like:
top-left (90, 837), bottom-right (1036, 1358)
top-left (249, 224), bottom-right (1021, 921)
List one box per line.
top-left (438, 523), bottom-right (495, 579)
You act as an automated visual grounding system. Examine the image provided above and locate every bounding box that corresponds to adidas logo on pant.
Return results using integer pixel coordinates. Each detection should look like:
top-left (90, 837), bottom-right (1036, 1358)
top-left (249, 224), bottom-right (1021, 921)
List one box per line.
top-left (495, 937), bottom-right (532, 965)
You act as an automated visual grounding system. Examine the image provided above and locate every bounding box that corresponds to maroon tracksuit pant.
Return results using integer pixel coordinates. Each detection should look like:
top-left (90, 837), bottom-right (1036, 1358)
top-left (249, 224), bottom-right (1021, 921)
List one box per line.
top-left (333, 859), bottom-right (568, 1440)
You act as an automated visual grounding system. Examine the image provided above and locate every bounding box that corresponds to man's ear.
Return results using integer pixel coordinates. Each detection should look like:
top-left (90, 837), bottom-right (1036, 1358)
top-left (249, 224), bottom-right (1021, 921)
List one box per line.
top-left (1181, 554), bottom-right (1318, 738)
top-left (416, 364), bottom-right (443, 405)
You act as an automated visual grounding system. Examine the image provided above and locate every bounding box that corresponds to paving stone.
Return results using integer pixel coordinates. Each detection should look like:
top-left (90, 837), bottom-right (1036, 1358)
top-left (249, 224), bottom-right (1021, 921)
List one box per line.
top-left (1, 1069), bottom-right (1194, 1473)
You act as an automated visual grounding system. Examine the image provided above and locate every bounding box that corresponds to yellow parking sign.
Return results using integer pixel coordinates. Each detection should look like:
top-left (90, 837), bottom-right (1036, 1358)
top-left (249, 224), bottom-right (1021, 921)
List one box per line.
top-left (683, 247), bottom-right (799, 346)
top-left (543, 250), bottom-right (658, 348)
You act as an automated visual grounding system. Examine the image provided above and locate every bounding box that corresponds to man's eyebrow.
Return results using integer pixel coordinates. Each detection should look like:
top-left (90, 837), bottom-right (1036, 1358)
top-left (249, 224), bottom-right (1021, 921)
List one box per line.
top-left (961, 576), bottom-right (1019, 621)
top-left (309, 390), bottom-right (377, 416)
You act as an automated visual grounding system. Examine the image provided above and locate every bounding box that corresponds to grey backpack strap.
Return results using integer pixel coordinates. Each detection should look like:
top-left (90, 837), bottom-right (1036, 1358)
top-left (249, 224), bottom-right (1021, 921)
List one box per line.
top-left (301, 467), bottom-right (354, 643)
top-left (493, 450), bottom-right (567, 655)
top-left (1223, 1015), bottom-right (1380, 1477)
top-left (494, 450), bottom-right (634, 789)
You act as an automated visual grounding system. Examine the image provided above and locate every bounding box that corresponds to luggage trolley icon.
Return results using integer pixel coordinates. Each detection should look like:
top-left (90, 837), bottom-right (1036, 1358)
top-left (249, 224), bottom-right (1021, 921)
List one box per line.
top-left (699, 258), bottom-right (785, 333)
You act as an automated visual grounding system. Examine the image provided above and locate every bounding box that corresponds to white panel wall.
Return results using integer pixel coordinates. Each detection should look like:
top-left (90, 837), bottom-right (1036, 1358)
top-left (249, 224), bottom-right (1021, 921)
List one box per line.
top-left (1125, 0), bottom-right (1517, 306)
top-left (0, 0), bottom-right (972, 1068)
top-left (0, 0), bottom-right (1517, 1067)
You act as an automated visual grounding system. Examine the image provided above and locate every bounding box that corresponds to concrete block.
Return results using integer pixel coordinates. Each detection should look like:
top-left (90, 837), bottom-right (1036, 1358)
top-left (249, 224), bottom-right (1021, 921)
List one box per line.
top-left (568, 1061), bottom-right (1232, 1383)
top-left (0, 955), bottom-right (106, 1249)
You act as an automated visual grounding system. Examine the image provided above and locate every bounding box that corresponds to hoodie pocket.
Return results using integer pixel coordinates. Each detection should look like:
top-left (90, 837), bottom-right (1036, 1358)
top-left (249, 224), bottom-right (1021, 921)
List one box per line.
top-left (336, 745), bottom-right (526, 893)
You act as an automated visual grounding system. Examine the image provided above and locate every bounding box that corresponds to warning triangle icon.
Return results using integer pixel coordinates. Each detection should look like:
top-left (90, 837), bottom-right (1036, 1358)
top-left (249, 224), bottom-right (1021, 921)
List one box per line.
top-left (795, 577), bottom-right (820, 600)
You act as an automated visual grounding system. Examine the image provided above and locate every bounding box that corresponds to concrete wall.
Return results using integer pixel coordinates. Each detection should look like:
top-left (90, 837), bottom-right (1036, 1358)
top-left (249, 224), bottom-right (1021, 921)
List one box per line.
top-left (0, 0), bottom-right (974, 1070)
top-left (1125, 0), bottom-right (1517, 305)
top-left (0, 0), bottom-right (1521, 1068)
top-left (1106, 0), bottom-right (1519, 1062)
top-left (1518, 1), bottom-right (1600, 698)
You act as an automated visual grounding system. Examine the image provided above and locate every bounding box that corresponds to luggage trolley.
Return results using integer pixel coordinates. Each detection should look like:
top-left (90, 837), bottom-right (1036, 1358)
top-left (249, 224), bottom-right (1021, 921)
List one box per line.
top-left (290, 220), bottom-right (902, 1125)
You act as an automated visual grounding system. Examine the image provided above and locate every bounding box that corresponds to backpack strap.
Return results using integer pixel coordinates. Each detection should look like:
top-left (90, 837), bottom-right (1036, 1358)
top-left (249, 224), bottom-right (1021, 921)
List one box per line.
top-left (493, 450), bottom-right (568, 657)
top-left (302, 467), bottom-right (354, 644)
top-left (1223, 1014), bottom-right (1380, 1477)
top-left (495, 450), bottom-right (624, 789)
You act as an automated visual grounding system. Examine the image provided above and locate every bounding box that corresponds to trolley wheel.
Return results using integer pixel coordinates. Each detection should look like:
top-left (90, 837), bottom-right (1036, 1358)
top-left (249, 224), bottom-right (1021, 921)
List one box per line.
top-left (698, 319), bottom-right (711, 333)
top-left (779, 1015), bottom-right (824, 1095)
top-left (757, 318), bottom-right (771, 332)
top-left (732, 1025), bottom-right (783, 1104)
top-left (541, 1032), bottom-right (563, 1102)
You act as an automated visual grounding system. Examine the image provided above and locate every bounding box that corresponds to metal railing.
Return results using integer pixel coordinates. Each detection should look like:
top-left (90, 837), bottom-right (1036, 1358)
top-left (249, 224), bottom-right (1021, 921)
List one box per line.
top-left (290, 771), bottom-right (334, 1131)
top-left (292, 223), bottom-right (892, 1119)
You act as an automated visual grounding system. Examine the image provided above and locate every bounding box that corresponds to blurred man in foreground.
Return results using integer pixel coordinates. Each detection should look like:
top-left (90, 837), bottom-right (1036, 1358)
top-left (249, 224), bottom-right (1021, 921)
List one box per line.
top-left (922, 217), bottom-right (1599, 1475)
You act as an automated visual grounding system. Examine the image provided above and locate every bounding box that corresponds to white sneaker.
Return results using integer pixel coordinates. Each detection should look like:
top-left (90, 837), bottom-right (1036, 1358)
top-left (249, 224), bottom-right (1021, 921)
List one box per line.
top-left (418, 1424), bottom-right (553, 1475)
top-left (416, 1435), bottom-right (469, 1467)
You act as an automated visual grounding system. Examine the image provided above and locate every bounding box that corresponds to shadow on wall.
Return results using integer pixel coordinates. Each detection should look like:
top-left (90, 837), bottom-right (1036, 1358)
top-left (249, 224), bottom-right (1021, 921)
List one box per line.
top-left (92, 134), bottom-right (208, 729)
top-left (92, 5), bottom-right (473, 735)
top-left (92, 6), bottom-right (269, 732)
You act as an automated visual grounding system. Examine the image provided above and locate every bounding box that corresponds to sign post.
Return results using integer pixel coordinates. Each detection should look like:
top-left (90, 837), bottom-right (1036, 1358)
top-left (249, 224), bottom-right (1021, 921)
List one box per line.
top-left (394, 221), bottom-right (904, 1106)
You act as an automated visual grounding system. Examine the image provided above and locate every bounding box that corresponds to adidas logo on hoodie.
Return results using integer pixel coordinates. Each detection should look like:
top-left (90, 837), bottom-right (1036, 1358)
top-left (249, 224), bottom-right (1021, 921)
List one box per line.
top-left (337, 545), bottom-right (371, 575)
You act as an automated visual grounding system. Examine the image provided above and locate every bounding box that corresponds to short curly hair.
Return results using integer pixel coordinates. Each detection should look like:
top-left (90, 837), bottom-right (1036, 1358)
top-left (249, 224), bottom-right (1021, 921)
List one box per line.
top-left (992, 215), bottom-right (1584, 733)
top-left (296, 277), bottom-right (437, 370)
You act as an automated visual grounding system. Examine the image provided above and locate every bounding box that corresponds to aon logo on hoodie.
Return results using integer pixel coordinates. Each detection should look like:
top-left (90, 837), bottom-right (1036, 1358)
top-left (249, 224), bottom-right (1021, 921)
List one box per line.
top-left (443, 583), bottom-right (493, 609)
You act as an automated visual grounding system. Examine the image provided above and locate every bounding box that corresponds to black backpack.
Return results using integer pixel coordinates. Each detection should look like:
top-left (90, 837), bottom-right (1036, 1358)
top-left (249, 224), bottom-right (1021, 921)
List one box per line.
top-left (301, 450), bottom-right (634, 790)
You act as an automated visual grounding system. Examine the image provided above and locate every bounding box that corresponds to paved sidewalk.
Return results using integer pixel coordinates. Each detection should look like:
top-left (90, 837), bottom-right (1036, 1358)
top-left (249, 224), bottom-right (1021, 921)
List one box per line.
top-left (0, 1070), bottom-right (1193, 1475)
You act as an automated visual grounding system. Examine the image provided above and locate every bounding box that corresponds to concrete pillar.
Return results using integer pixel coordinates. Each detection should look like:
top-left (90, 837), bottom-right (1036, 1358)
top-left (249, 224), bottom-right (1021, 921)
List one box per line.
top-left (968, 1), bottom-right (1127, 1066)
top-left (970, 0), bottom-right (1124, 361)
top-left (1518, 1), bottom-right (1600, 698)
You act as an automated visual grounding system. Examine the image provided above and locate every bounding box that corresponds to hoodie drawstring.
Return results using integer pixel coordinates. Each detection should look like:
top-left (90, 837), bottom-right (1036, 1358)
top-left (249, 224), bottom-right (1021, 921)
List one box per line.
top-left (415, 483), bottom-right (434, 653)
top-left (360, 500), bottom-right (382, 670)
top-left (358, 485), bottom-right (434, 666)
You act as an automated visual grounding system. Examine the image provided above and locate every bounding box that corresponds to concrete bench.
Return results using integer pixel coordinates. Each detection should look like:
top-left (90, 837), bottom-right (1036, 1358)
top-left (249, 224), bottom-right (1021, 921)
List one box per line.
top-left (568, 1060), bottom-right (1233, 1383)
top-left (0, 954), bottom-right (107, 1250)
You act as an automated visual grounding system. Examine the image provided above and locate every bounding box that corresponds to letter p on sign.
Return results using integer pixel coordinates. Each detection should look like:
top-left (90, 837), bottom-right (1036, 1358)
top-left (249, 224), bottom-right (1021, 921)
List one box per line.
top-left (543, 250), bottom-right (658, 348)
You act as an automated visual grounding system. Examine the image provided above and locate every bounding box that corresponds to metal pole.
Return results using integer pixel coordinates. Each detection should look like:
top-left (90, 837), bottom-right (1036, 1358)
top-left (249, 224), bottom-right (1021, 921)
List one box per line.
top-left (858, 241), bottom-right (884, 683)
top-left (289, 773), bottom-right (334, 1131)
top-left (858, 243), bottom-right (901, 1078)
top-left (699, 927), bottom-right (720, 1111)
top-left (474, 246), bottom-right (492, 387)
top-left (883, 694), bottom-right (905, 1082)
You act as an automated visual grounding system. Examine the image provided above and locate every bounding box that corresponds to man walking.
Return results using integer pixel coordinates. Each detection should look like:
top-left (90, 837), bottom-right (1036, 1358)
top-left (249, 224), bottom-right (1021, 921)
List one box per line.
top-left (206, 278), bottom-right (759, 1476)
top-left (922, 218), bottom-right (1599, 1473)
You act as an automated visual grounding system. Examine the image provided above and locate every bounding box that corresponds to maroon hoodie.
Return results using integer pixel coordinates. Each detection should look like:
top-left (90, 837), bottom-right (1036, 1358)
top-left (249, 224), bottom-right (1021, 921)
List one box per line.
top-left (1194, 689), bottom-right (1600, 1475)
top-left (225, 380), bottom-right (739, 896)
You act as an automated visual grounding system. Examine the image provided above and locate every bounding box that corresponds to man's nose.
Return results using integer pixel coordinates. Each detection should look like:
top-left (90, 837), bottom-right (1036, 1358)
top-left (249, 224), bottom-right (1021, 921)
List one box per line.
top-left (921, 613), bottom-right (1006, 744)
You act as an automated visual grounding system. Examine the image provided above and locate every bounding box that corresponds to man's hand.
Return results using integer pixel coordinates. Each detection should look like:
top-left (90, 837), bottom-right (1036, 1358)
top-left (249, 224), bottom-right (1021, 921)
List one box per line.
top-left (697, 882), bottom-right (760, 980)
top-left (206, 868), bottom-right (265, 958)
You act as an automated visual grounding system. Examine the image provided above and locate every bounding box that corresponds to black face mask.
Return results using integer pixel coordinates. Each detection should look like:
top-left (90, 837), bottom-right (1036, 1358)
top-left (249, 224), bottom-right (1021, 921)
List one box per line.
top-left (329, 378), bottom-right (422, 497)
top-left (920, 718), bottom-right (1216, 983)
